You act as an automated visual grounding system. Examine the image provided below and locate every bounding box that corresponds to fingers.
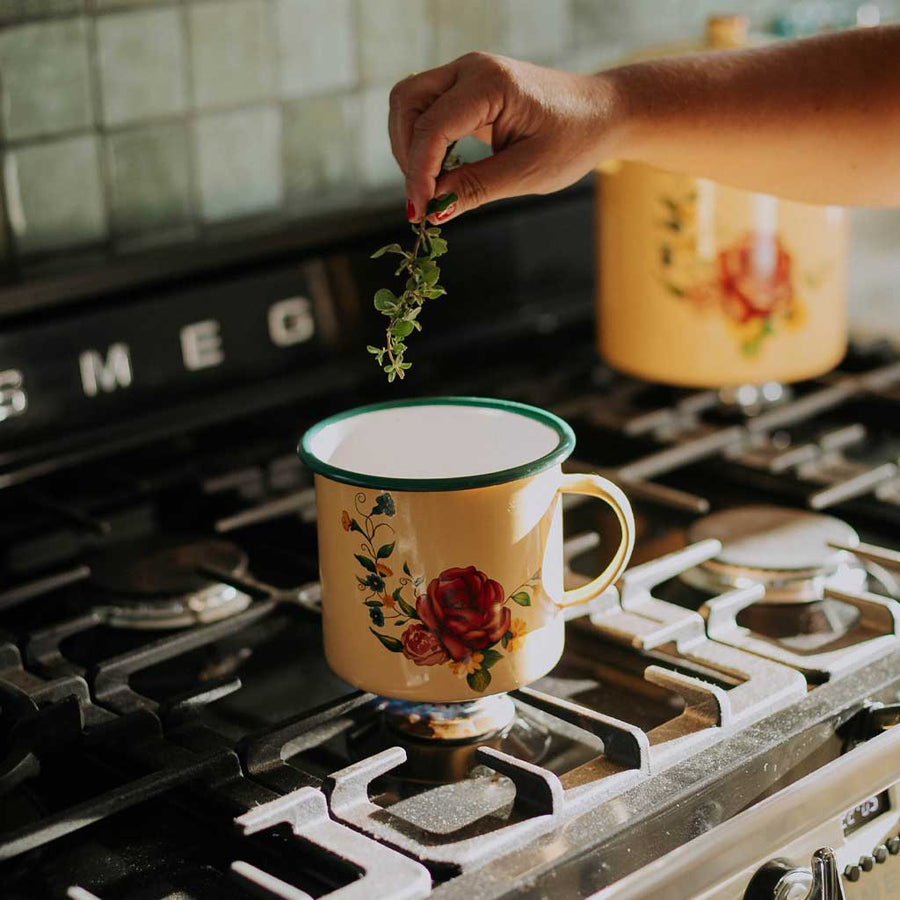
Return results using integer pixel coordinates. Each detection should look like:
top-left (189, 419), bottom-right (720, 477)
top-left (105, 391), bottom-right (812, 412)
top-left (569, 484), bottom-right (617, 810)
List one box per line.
top-left (404, 85), bottom-right (496, 221)
top-left (388, 63), bottom-right (458, 179)
top-left (428, 140), bottom-right (541, 223)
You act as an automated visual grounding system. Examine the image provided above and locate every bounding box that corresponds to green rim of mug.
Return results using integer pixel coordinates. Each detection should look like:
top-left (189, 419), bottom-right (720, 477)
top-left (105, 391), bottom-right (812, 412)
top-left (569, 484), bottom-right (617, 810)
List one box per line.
top-left (298, 396), bottom-right (576, 492)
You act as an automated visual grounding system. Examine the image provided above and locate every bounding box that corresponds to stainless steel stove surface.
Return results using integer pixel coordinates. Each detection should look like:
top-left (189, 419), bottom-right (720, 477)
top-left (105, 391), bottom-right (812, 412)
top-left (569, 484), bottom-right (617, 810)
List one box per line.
top-left (2, 341), bottom-right (899, 900)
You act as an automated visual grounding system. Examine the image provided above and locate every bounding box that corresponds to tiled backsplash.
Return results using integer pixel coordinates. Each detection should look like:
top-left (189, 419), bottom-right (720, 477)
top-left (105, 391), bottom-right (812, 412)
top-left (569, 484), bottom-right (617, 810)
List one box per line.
top-left (0, 0), bottom-right (897, 266)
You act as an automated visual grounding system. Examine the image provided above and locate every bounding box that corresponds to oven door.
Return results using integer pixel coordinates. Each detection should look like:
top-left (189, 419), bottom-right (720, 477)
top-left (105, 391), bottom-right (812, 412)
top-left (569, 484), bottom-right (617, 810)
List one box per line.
top-left (591, 723), bottom-right (900, 899)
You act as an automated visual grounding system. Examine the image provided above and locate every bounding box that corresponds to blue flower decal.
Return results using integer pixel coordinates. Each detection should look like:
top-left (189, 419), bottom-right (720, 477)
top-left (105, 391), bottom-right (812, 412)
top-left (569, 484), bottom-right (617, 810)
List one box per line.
top-left (372, 493), bottom-right (395, 517)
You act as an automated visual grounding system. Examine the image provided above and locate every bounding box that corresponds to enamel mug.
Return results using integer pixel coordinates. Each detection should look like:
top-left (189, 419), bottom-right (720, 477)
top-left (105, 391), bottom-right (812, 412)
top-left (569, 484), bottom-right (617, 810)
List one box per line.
top-left (299, 397), bottom-right (635, 702)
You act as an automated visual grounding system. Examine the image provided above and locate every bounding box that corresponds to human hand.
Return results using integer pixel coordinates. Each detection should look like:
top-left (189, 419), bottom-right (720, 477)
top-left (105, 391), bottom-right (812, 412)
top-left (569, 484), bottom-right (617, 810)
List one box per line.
top-left (388, 52), bottom-right (624, 224)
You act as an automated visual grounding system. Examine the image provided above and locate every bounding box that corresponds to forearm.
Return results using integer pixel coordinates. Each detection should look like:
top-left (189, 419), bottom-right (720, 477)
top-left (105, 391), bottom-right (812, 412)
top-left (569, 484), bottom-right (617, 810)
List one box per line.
top-left (603, 25), bottom-right (900, 206)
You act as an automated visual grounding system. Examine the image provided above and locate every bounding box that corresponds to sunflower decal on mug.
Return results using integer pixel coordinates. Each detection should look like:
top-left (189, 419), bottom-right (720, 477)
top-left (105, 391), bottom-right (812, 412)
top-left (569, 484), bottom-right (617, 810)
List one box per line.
top-left (343, 491), bottom-right (536, 692)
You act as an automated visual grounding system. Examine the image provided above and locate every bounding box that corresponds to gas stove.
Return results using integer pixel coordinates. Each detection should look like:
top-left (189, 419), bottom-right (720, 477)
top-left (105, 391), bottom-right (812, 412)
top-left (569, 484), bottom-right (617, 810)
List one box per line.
top-left (1, 188), bottom-right (899, 899)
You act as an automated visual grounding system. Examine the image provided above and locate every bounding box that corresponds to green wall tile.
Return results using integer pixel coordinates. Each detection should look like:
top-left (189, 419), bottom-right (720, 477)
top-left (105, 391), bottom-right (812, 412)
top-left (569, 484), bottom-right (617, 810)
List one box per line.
top-left (358, 84), bottom-right (401, 190)
top-left (0, 0), bottom-right (83, 24)
top-left (501, 0), bottom-right (571, 60)
top-left (97, 7), bottom-right (187, 126)
top-left (106, 122), bottom-right (192, 238)
top-left (275, 0), bottom-right (356, 97)
top-left (357, 0), bottom-right (430, 85)
top-left (5, 135), bottom-right (106, 254)
top-left (189, 0), bottom-right (273, 109)
top-left (282, 92), bottom-right (359, 205)
top-left (431, 0), bottom-right (503, 63)
top-left (193, 105), bottom-right (282, 222)
top-left (94, 0), bottom-right (175, 8)
top-left (0, 17), bottom-right (93, 141)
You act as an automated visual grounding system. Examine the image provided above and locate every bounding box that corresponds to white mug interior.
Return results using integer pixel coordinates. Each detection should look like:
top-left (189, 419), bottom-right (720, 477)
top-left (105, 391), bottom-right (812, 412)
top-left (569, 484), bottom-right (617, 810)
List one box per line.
top-left (305, 401), bottom-right (566, 481)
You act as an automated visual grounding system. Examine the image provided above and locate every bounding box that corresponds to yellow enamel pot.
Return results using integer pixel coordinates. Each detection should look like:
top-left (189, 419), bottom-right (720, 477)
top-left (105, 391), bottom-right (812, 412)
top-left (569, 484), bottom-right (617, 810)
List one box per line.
top-left (299, 397), bottom-right (635, 702)
top-left (597, 15), bottom-right (849, 388)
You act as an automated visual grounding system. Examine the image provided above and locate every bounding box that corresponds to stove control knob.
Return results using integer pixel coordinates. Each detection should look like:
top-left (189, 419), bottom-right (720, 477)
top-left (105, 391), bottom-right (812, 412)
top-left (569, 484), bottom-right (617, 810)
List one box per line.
top-left (887, 836), bottom-right (900, 855)
top-left (842, 864), bottom-right (861, 882)
top-left (745, 848), bottom-right (846, 900)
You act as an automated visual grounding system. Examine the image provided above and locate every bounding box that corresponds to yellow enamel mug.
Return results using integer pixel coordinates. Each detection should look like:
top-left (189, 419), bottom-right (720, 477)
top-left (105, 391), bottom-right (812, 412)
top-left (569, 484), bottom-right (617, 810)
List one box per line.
top-left (299, 397), bottom-right (635, 702)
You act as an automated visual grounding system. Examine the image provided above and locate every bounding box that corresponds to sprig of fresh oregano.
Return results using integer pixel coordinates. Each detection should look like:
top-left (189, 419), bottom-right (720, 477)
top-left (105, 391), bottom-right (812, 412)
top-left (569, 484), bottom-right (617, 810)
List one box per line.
top-left (367, 144), bottom-right (460, 382)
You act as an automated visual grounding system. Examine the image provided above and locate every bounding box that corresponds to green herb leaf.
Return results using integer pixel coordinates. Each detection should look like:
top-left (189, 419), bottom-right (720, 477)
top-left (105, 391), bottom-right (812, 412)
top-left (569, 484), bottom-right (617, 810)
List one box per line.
top-left (371, 243), bottom-right (404, 258)
top-left (355, 554), bottom-right (377, 573)
top-left (511, 591), bottom-right (532, 607)
top-left (370, 628), bottom-right (404, 652)
top-left (376, 542), bottom-right (395, 559)
top-left (467, 667), bottom-right (492, 692)
top-left (426, 192), bottom-right (458, 215)
top-left (374, 288), bottom-right (398, 311)
top-left (392, 320), bottom-right (415, 338)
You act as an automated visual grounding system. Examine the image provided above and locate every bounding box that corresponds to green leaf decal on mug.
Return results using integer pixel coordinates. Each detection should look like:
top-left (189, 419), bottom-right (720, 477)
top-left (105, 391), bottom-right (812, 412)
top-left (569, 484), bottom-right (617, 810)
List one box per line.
top-left (370, 628), bottom-right (404, 652)
top-left (377, 542), bottom-right (395, 559)
top-left (355, 554), bottom-right (377, 573)
top-left (511, 591), bottom-right (531, 607)
top-left (396, 595), bottom-right (419, 620)
top-left (467, 668), bottom-right (492, 692)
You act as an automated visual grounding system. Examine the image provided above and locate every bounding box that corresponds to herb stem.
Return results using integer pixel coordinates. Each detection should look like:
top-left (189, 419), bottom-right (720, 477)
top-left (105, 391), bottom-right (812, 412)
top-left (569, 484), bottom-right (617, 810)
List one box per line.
top-left (368, 144), bottom-right (459, 382)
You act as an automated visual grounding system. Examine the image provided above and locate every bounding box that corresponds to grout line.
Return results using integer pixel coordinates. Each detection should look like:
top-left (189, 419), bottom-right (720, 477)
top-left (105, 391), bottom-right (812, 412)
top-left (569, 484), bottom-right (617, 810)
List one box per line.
top-left (85, 7), bottom-right (115, 252)
top-left (176, 0), bottom-right (202, 242)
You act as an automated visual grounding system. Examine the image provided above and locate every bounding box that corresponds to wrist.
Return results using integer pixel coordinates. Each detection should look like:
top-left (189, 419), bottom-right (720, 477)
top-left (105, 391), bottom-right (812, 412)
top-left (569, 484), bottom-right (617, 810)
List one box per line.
top-left (589, 67), bottom-right (638, 162)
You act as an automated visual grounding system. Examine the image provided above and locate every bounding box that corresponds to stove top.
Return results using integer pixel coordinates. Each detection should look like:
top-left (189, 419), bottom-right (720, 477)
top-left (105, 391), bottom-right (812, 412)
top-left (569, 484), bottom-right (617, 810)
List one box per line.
top-left (2, 347), bottom-right (900, 900)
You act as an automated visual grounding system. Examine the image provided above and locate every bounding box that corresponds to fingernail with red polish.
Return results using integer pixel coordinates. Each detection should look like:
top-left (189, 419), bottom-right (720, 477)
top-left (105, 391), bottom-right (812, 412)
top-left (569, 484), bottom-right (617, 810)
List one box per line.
top-left (406, 199), bottom-right (416, 221)
top-left (433, 203), bottom-right (456, 223)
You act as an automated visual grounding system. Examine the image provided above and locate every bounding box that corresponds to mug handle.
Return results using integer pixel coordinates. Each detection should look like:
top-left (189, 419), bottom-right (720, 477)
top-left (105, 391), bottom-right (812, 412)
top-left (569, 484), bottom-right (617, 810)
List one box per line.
top-left (555, 472), bottom-right (635, 608)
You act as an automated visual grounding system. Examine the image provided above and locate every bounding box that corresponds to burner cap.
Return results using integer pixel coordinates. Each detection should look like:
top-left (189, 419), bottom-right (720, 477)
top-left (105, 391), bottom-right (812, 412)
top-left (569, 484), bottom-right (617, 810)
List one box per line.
top-left (682, 506), bottom-right (862, 603)
top-left (90, 537), bottom-right (248, 597)
top-left (89, 537), bottom-right (252, 629)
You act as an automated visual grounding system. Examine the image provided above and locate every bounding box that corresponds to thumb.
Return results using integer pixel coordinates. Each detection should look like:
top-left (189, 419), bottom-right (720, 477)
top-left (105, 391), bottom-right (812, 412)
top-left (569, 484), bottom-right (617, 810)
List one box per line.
top-left (429, 142), bottom-right (538, 223)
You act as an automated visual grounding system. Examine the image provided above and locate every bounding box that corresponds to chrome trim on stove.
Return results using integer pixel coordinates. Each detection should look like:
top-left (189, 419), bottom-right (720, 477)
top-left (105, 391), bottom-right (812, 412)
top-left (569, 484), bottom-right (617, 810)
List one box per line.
top-left (588, 723), bottom-right (900, 900)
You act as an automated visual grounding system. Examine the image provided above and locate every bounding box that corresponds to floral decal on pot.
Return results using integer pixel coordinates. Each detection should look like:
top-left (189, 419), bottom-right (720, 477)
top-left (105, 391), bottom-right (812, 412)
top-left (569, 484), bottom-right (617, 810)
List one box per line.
top-left (657, 191), bottom-right (819, 357)
top-left (343, 492), bottom-right (535, 692)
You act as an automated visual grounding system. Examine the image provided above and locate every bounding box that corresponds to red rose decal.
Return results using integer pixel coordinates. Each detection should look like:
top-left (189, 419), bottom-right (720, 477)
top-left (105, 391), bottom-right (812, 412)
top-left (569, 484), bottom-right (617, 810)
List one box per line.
top-left (416, 566), bottom-right (511, 661)
top-left (401, 623), bottom-right (449, 666)
top-left (717, 233), bottom-right (793, 323)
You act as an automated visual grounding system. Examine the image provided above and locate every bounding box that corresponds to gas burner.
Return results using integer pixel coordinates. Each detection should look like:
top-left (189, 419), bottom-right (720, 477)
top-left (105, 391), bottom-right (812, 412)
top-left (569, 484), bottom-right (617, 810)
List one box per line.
top-left (680, 505), bottom-right (865, 604)
top-left (383, 696), bottom-right (517, 742)
top-left (735, 596), bottom-right (861, 649)
top-left (88, 537), bottom-right (253, 629)
top-left (347, 696), bottom-right (551, 785)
